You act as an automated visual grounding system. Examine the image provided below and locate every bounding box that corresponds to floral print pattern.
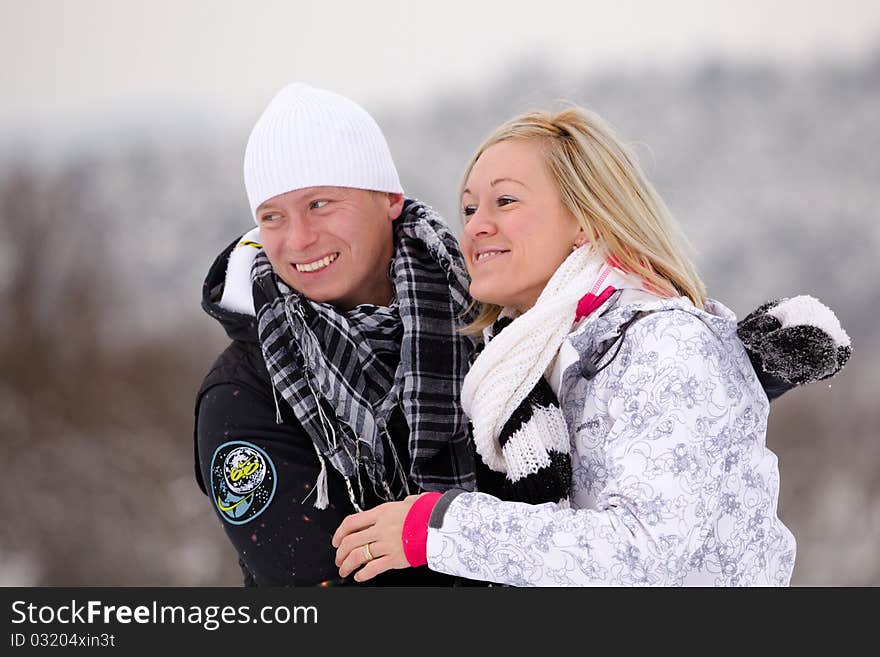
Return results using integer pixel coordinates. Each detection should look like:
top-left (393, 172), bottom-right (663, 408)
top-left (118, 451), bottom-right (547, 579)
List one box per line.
top-left (427, 298), bottom-right (796, 586)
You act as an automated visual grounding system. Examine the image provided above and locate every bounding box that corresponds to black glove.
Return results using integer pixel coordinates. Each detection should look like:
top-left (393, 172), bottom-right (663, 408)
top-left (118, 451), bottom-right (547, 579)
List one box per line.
top-left (737, 295), bottom-right (852, 401)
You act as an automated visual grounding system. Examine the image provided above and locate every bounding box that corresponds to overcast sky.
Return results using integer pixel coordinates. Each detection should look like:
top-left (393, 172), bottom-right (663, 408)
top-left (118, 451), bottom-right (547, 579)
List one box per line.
top-left (2, 0), bottom-right (879, 141)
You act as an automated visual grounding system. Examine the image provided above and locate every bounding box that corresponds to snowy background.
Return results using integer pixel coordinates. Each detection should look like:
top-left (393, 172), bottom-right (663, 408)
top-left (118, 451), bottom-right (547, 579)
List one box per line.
top-left (1, 0), bottom-right (878, 585)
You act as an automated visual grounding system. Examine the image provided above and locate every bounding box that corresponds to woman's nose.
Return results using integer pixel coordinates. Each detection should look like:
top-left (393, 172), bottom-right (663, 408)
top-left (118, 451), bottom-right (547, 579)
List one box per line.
top-left (463, 208), bottom-right (496, 240)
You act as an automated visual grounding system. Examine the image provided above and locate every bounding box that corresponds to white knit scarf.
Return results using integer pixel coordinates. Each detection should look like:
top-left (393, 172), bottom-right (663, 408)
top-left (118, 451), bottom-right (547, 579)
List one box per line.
top-left (462, 245), bottom-right (645, 478)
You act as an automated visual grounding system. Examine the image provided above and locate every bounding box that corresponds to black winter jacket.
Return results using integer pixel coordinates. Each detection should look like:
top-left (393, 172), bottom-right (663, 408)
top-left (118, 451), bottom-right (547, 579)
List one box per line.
top-left (193, 237), bottom-right (462, 586)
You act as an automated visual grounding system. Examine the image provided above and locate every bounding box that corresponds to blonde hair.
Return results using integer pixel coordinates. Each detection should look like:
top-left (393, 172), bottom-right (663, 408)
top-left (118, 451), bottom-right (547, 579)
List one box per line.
top-left (460, 105), bottom-right (706, 334)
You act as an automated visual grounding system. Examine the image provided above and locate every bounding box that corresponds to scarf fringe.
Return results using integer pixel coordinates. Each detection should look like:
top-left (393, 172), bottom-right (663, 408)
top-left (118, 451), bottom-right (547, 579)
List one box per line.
top-left (311, 441), bottom-right (330, 510)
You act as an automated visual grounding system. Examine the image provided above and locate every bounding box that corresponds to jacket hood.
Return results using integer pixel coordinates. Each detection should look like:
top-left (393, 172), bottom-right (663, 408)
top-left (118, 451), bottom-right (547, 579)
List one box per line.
top-left (201, 231), bottom-right (260, 344)
top-left (560, 294), bottom-right (739, 385)
top-left (577, 295), bottom-right (738, 351)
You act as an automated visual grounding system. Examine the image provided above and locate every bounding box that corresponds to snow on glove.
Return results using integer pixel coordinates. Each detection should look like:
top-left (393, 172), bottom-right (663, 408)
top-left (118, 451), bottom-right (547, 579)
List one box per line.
top-left (737, 295), bottom-right (852, 395)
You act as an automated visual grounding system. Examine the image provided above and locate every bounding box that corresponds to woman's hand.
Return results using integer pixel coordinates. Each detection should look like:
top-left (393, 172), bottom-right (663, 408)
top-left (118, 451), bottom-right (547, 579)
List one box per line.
top-left (331, 494), bottom-right (423, 582)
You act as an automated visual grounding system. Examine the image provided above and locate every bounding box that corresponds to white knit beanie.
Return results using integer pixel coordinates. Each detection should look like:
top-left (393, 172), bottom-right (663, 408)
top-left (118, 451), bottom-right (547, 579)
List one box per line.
top-left (243, 83), bottom-right (404, 221)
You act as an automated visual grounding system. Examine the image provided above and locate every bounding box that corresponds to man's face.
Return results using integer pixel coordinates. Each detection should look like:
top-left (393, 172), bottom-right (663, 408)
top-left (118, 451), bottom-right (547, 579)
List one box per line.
top-left (256, 187), bottom-right (403, 309)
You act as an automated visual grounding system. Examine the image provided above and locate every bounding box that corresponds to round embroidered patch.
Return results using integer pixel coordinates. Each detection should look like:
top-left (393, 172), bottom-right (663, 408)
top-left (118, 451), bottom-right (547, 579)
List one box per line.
top-left (210, 441), bottom-right (277, 525)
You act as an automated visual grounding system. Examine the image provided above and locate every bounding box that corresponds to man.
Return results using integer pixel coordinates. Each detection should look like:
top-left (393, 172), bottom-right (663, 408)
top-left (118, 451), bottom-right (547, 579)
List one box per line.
top-left (193, 83), bottom-right (477, 586)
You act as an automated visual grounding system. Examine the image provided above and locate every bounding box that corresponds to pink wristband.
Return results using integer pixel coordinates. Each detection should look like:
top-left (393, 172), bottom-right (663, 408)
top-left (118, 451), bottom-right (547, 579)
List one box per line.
top-left (402, 492), bottom-right (442, 567)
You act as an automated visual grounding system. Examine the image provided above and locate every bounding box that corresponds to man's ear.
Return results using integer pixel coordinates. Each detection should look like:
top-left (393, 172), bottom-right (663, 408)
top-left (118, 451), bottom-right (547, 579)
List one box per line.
top-left (386, 192), bottom-right (404, 220)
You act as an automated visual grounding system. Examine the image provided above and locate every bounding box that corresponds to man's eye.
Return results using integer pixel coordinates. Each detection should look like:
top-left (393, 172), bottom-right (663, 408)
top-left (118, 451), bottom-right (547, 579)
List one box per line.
top-left (260, 213), bottom-right (280, 223)
top-left (310, 200), bottom-right (330, 210)
top-left (497, 196), bottom-right (517, 207)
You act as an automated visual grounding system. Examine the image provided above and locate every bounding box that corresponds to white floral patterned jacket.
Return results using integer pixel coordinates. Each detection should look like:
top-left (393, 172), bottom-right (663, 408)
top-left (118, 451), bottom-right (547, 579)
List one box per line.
top-left (426, 294), bottom-right (797, 586)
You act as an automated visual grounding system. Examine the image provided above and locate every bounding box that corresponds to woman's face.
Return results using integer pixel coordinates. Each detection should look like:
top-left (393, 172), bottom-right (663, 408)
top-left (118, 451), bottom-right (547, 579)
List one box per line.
top-left (461, 138), bottom-right (583, 313)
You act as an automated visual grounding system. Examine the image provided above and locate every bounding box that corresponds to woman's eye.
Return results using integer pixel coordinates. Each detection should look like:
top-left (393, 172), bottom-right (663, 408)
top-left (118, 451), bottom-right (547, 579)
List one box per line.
top-left (310, 200), bottom-right (330, 210)
top-left (462, 204), bottom-right (477, 217)
top-left (497, 196), bottom-right (517, 207)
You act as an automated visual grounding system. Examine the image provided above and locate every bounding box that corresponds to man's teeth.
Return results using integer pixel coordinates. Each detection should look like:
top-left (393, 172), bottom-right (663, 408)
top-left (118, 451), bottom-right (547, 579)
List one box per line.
top-left (476, 251), bottom-right (505, 262)
top-left (296, 253), bottom-right (339, 272)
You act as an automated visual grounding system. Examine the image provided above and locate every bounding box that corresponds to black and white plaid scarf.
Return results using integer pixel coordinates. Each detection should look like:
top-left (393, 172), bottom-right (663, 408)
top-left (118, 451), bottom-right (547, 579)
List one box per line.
top-left (252, 200), bottom-right (477, 510)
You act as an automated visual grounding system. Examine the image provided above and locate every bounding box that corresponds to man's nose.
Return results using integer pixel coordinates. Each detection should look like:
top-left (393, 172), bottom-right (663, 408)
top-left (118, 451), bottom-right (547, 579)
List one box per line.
top-left (284, 214), bottom-right (319, 252)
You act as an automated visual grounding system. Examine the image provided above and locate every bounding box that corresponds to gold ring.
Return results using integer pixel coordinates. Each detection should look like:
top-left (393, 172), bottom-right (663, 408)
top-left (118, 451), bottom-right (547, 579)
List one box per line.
top-left (363, 542), bottom-right (375, 562)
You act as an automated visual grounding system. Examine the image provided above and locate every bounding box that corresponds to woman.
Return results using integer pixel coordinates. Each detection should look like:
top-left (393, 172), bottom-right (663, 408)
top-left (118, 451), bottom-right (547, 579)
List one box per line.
top-left (331, 106), bottom-right (846, 586)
